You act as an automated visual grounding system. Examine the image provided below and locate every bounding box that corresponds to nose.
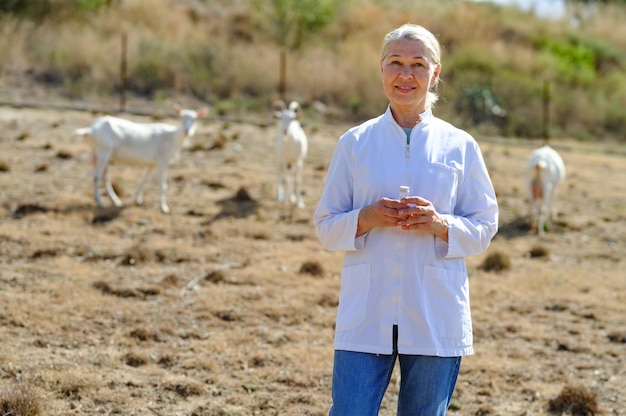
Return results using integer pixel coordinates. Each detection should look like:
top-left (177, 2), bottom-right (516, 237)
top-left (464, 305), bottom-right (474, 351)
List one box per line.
top-left (399, 66), bottom-right (413, 79)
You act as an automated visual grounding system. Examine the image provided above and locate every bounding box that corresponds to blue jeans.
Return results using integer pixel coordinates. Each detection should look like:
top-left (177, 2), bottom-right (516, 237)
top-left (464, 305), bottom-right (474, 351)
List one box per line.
top-left (329, 327), bottom-right (461, 416)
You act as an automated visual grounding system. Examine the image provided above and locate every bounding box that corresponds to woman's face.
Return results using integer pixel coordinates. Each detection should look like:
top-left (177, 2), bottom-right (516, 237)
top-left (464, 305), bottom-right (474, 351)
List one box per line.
top-left (381, 38), bottom-right (441, 113)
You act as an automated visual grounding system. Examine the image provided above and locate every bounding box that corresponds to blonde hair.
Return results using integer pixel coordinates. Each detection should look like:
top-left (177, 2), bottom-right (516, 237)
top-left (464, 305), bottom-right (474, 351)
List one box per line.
top-left (381, 24), bottom-right (442, 107)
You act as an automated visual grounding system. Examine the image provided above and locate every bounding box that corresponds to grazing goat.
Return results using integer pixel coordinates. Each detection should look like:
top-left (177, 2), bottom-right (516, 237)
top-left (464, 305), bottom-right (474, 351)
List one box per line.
top-left (274, 100), bottom-right (308, 208)
top-left (75, 105), bottom-right (208, 213)
top-left (525, 145), bottom-right (566, 235)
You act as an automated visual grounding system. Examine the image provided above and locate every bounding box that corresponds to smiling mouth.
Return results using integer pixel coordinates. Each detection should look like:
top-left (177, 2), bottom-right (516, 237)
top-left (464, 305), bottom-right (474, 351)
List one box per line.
top-left (395, 85), bottom-right (415, 92)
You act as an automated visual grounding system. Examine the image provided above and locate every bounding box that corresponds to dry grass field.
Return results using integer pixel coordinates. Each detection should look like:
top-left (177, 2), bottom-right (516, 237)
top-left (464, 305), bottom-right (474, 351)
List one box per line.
top-left (1, 102), bottom-right (625, 415)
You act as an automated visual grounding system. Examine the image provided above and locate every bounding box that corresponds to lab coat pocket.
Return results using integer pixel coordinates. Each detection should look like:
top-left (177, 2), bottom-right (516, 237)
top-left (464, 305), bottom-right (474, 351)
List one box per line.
top-left (336, 263), bottom-right (370, 332)
top-left (416, 163), bottom-right (458, 214)
top-left (423, 265), bottom-right (471, 339)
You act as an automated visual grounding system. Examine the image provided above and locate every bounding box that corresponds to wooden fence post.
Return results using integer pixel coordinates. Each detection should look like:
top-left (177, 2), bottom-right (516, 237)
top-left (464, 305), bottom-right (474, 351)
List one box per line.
top-left (120, 32), bottom-right (127, 113)
top-left (542, 80), bottom-right (551, 140)
top-left (278, 48), bottom-right (287, 101)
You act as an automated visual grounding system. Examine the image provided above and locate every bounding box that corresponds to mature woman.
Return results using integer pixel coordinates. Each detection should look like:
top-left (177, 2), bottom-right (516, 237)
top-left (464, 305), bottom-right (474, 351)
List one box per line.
top-left (314, 24), bottom-right (499, 415)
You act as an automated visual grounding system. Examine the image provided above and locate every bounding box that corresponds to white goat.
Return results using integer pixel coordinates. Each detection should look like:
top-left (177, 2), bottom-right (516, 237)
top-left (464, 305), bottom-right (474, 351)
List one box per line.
top-left (75, 104), bottom-right (208, 213)
top-left (274, 100), bottom-right (308, 208)
top-left (525, 144), bottom-right (566, 235)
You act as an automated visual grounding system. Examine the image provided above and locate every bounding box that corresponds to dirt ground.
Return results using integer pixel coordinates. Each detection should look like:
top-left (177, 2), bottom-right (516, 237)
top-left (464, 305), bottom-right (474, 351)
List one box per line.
top-left (0, 103), bottom-right (625, 416)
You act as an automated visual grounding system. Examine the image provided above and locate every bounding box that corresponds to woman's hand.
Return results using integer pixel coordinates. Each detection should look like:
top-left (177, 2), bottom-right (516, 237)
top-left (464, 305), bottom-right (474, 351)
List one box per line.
top-left (397, 196), bottom-right (449, 242)
top-left (356, 197), bottom-right (410, 237)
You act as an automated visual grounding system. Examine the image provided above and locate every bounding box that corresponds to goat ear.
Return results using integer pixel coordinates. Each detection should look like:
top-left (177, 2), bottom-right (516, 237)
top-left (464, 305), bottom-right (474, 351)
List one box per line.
top-left (174, 104), bottom-right (182, 115)
top-left (197, 107), bottom-right (209, 118)
top-left (273, 100), bottom-right (286, 111)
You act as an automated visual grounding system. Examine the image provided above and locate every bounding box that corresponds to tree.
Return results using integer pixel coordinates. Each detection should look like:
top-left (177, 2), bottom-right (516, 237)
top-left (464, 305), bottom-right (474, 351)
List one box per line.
top-left (253, 0), bottom-right (340, 100)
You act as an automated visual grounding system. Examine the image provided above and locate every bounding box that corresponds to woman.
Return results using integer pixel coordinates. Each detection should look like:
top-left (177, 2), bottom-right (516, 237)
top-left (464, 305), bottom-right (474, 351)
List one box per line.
top-left (313, 24), bottom-right (499, 415)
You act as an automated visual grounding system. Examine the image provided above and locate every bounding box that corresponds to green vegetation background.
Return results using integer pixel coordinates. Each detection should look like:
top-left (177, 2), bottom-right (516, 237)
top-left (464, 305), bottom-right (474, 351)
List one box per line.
top-left (1, 0), bottom-right (625, 141)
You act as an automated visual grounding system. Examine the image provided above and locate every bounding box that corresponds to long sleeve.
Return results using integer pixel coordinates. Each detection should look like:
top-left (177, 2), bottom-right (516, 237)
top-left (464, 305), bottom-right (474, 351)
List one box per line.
top-left (313, 131), bottom-right (364, 251)
top-left (439, 140), bottom-right (499, 258)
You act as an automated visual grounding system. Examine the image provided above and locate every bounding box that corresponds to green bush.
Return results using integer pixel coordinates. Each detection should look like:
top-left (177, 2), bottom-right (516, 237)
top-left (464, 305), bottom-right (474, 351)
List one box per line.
top-left (0, 0), bottom-right (52, 19)
top-left (0, 0), bottom-right (111, 21)
top-left (538, 38), bottom-right (597, 87)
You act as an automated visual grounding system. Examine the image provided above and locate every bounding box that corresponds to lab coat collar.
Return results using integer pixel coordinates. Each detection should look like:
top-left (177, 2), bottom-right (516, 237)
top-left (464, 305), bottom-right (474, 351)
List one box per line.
top-left (384, 106), bottom-right (434, 128)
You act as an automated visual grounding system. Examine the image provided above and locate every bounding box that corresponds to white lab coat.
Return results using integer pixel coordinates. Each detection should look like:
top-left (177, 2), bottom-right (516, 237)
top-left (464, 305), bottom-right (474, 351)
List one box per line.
top-left (314, 107), bottom-right (498, 356)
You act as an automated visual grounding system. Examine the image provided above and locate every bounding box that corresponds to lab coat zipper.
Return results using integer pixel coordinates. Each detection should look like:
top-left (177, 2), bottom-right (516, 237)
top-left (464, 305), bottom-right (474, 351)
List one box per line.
top-left (394, 134), bottom-right (412, 327)
top-left (402, 136), bottom-right (411, 187)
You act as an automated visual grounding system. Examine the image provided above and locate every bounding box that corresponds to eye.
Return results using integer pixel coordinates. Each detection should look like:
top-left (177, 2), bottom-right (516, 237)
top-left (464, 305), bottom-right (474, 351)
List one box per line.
top-left (390, 60), bottom-right (402, 65)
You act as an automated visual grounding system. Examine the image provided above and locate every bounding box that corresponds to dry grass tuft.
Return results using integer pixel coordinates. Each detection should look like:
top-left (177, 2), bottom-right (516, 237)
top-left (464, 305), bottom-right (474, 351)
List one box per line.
top-left (34, 162), bottom-right (48, 172)
top-left (92, 280), bottom-right (160, 299)
top-left (129, 328), bottom-right (160, 342)
top-left (204, 270), bottom-right (227, 283)
top-left (124, 352), bottom-right (149, 368)
top-left (300, 260), bottom-right (324, 277)
top-left (11, 203), bottom-right (49, 219)
top-left (0, 382), bottom-right (42, 416)
top-left (161, 273), bottom-right (181, 287)
top-left (201, 179), bottom-right (227, 190)
top-left (163, 379), bottom-right (205, 398)
top-left (16, 132), bottom-right (30, 141)
top-left (235, 186), bottom-right (255, 201)
top-left (209, 133), bottom-right (229, 150)
top-left (29, 248), bottom-right (61, 259)
top-left (607, 331), bottom-right (626, 344)
top-left (548, 384), bottom-right (602, 415)
top-left (55, 150), bottom-right (72, 159)
top-left (118, 245), bottom-right (154, 266)
top-left (529, 244), bottom-right (550, 258)
top-left (478, 250), bottom-right (511, 272)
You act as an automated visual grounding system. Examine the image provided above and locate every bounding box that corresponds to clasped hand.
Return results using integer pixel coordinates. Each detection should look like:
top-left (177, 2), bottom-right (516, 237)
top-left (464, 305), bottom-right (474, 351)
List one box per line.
top-left (356, 196), bottom-right (448, 241)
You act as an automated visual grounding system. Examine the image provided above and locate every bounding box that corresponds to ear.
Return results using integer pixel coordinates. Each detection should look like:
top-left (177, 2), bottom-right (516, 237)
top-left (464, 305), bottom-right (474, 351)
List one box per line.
top-left (430, 64), bottom-right (442, 88)
top-left (273, 99), bottom-right (286, 111)
top-left (197, 107), bottom-right (209, 118)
